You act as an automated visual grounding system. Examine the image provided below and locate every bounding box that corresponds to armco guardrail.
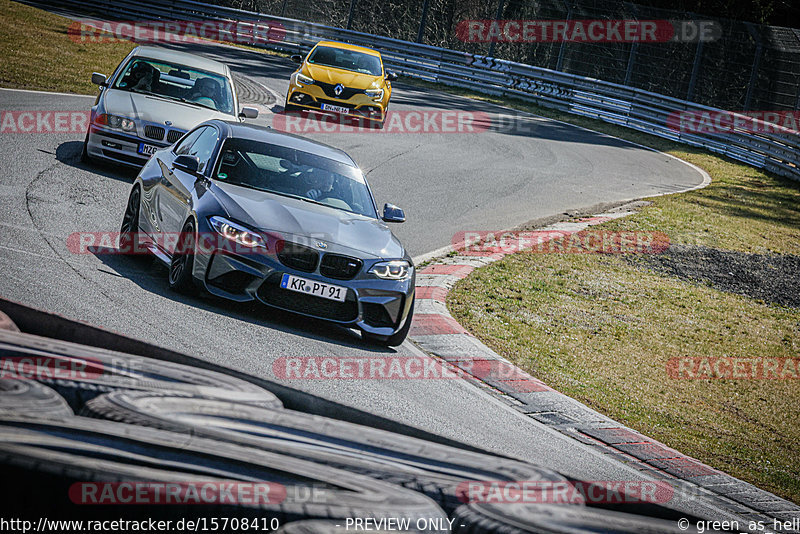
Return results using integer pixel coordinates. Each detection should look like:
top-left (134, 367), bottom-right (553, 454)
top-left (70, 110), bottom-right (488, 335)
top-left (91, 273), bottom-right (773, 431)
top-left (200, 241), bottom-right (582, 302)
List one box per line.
top-left (43, 0), bottom-right (800, 181)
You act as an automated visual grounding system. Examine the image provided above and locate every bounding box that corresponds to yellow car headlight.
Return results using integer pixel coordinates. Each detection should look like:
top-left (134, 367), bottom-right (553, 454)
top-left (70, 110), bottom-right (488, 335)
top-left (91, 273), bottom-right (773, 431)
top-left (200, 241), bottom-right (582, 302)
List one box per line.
top-left (296, 73), bottom-right (314, 85)
top-left (365, 88), bottom-right (384, 100)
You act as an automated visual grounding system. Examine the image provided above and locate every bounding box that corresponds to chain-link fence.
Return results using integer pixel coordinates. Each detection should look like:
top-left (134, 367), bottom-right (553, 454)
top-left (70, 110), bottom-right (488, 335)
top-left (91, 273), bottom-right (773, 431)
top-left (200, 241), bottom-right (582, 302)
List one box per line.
top-left (212, 0), bottom-right (800, 111)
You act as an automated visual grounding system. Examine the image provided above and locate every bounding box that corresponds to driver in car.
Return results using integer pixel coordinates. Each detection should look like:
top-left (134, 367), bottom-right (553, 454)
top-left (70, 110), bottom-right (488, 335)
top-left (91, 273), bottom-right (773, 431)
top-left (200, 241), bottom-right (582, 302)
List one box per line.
top-left (303, 170), bottom-right (335, 200)
top-left (125, 61), bottom-right (158, 92)
top-left (189, 77), bottom-right (219, 108)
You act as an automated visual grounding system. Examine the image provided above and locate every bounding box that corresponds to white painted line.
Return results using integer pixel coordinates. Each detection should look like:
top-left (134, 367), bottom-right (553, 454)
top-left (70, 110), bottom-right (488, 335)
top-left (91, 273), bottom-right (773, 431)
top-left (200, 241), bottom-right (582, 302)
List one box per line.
top-left (0, 87), bottom-right (95, 98)
top-left (0, 244), bottom-right (62, 262)
top-left (0, 221), bottom-right (63, 239)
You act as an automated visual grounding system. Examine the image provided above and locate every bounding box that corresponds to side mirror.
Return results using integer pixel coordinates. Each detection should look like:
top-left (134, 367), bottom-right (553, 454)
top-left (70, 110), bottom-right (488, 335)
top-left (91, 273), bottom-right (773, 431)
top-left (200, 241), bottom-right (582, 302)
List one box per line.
top-left (382, 203), bottom-right (405, 223)
top-left (173, 154), bottom-right (200, 175)
top-left (291, 54), bottom-right (303, 64)
top-left (386, 71), bottom-right (398, 81)
top-left (91, 72), bottom-right (107, 86)
top-left (239, 106), bottom-right (259, 119)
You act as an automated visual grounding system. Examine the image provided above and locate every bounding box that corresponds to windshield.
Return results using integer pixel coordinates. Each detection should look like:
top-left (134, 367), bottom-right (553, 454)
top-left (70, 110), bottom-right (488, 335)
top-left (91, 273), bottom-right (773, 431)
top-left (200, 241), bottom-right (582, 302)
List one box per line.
top-left (214, 138), bottom-right (377, 218)
top-left (112, 57), bottom-right (235, 115)
top-left (307, 46), bottom-right (383, 76)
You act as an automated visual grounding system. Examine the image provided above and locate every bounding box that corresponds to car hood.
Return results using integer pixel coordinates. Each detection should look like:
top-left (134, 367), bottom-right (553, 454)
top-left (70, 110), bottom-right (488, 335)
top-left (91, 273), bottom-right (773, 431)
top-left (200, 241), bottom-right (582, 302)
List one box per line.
top-left (103, 89), bottom-right (233, 131)
top-left (211, 182), bottom-right (405, 260)
top-left (305, 65), bottom-right (382, 90)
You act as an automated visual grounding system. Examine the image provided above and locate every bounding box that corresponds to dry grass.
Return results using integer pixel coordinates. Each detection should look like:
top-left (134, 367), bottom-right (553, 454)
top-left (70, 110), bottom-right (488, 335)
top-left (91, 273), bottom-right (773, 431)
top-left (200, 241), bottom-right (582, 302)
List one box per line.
top-left (424, 80), bottom-right (800, 503)
top-left (0, 0), bottom-right (137, 94)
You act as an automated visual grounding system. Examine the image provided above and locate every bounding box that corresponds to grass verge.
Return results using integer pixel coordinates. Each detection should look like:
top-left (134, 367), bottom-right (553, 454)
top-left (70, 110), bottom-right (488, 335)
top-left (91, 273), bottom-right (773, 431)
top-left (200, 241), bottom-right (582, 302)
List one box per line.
top-left (419, 81), bottom-right (800, 502)
top-left (0, 0), bottom-right (288, 95)
top-left (0, 0), bottom-right (136, 94)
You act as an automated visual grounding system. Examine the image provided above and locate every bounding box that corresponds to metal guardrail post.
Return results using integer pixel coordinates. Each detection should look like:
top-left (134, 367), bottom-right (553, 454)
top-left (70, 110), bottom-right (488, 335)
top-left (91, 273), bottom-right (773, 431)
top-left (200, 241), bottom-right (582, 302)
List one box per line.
top-left (686, 39), bottom-right (704, 102)
top-left (487, 0), bottom-right (506, 59)
top-left (743, 23), bottom-right (763, 111)
top-left (624, 43), bottom-right (638, 86)
top-left (624, 4), bottom-right (638, 87)
top-left (416, 0), bottom-right (429, 44)
top-left (346, 0), bottom-right (357, 30)
top-left (555, 2), bottom-right (572, 72)
top-left (744, 44), bottom-right (763, 111)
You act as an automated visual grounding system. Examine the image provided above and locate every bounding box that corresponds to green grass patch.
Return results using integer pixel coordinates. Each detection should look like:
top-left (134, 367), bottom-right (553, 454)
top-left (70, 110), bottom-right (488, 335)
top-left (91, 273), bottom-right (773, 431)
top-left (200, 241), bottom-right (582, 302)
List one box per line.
top-left (0, 0), bottom-right (137, 94)
top-left (0, 0), bottom-right (291, 95)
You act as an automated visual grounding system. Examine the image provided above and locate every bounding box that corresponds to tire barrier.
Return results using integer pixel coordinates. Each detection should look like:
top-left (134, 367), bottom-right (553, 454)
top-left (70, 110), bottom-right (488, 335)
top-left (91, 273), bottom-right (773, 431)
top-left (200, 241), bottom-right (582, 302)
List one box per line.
top-left (0, 328), bottom-right (282, 411)
top-left (0, 380), bottom-right (73, 419)
top-left (0, 312), bottom-right (721, 531)
top-left (82, 391), bottom-right (579, 514)
top-left (0, 415), bottom-right (447, 526)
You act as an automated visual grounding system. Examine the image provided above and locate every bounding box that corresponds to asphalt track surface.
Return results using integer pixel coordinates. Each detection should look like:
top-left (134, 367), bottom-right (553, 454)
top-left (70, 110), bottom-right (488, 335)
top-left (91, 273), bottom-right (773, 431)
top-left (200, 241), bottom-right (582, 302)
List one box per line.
top-left (0, 39), bottom-right (727, 520)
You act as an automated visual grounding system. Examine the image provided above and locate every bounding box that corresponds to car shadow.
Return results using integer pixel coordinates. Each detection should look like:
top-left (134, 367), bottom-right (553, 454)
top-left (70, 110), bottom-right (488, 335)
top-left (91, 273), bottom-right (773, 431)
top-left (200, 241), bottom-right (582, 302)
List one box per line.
top-left (88, 245), bottom-right (401, 353)
top-left (56, 141), bottom-right (139, 183)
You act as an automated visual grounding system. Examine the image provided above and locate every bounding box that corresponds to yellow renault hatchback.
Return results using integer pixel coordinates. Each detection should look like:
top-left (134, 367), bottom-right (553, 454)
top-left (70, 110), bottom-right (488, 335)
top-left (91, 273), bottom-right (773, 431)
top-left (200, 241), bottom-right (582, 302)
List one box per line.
top-left (285, 41), bottom-right (397, 128)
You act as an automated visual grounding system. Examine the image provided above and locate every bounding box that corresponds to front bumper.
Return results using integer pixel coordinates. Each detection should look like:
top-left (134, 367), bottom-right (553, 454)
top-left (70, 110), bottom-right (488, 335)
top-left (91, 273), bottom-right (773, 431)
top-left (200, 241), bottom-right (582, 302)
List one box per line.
top-left (286, 83), bottom-right (387, 123)
top-left (193, 235), bottom-right (414, 337)
top-left (85, 125), bottom-right (166, 167)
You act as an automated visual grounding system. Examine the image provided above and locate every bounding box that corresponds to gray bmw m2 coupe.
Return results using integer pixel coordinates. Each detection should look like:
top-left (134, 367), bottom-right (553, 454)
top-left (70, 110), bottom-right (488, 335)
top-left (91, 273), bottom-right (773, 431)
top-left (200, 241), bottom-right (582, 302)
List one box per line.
top-left (120, 120), bottom-right (415, 345)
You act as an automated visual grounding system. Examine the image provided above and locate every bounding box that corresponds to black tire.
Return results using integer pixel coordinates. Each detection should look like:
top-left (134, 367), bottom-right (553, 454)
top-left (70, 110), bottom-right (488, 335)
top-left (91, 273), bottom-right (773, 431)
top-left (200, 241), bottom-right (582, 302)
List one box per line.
top-left (80, 131), bottom-right (92, 164)
top-left (364, 297), bottom-right (414, 347)
top-left (452, 503), bottom-right (698, 534)
top-left (0, 328), bottom-right (281, 412)
top-left (168, 219), bottom-right (197, 294)
top-left (0, 380), bottom-right (72, 419)
top-left (284, 101), bottom-right (302, 114)
top-left (83, 390), bottom-right (576, 514)
top-left (119, 185), bottom-right (140, 255)
top-left (0, 414), bottom-right (448, 525)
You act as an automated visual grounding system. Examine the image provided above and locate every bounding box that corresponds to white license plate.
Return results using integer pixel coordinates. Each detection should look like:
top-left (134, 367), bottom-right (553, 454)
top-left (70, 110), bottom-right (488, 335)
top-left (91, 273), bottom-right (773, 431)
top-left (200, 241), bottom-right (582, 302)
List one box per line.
top-left (137, 143), bottom-right (160, 156)
top-left (321, 103), bottom-right (350, 114)
top-left (280, 274), bottom-right (346, 302)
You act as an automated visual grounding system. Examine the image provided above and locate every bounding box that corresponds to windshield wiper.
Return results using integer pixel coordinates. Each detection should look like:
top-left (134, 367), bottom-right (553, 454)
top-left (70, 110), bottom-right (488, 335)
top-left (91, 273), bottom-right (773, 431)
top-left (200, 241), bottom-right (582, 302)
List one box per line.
top-left (128, 89), bottom-right (219, 111)
top-left (126, 87), bottom-right (158, 96)
top-left (170, 96), bottom-right (218, 111)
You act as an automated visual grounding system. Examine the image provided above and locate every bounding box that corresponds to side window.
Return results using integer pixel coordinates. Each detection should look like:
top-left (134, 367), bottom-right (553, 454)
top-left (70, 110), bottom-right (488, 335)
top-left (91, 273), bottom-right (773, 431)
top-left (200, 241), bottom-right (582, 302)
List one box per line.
top-left (186, 127), bottom-right (220, 173)
top-left (174, 127), bottom-right (205, 155)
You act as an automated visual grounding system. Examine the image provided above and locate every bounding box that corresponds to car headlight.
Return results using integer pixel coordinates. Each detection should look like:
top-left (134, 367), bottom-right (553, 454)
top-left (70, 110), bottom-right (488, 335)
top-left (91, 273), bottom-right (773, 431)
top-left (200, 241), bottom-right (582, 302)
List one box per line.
top-left (369, 260), bottom-right (411, 280)
top-left (296, 73), bottom-right (314, 85)
top-left (209, 216), bottom-right (265, 249)
top-left (96, 114), bottom-right (136, 132)
top-left (365, 88), bottom-right (384, 100)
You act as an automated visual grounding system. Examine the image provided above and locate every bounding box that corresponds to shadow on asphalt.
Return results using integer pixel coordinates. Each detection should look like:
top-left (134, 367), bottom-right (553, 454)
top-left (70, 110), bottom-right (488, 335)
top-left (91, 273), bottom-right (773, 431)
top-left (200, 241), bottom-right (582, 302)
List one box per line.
top-left (56, 141), bottom-right (139, 182)
top-left (88, 245), bottom-right (399, 354)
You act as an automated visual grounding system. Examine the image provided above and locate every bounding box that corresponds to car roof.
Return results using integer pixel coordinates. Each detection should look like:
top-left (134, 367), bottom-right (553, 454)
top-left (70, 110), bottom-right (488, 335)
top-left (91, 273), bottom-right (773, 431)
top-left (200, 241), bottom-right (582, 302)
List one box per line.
top-left (131, 46), bottom-right (228, 76)
top-left (210, 120), bottom-right (357, 167)
top-left (314, 41), bottom-right (382, 58)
